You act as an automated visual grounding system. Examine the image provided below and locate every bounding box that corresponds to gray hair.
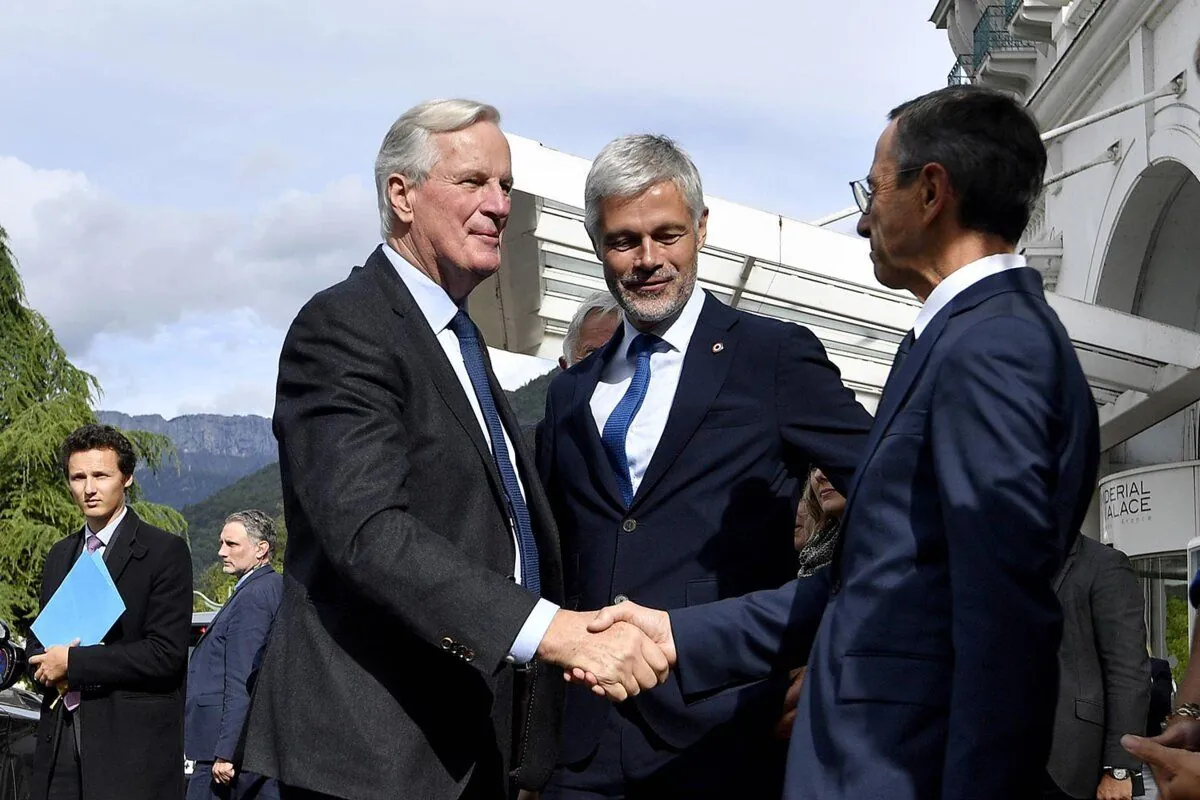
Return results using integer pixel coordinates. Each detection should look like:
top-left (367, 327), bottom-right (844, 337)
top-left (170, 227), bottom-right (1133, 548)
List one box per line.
top-left (583, 134), bottom-right (706, 250)
top-left (374, 99), bottom-right (502, 238)
top-left (562, 290), bottom-right (623, 365)
top-left (225, 509), bottom-right (277, 555)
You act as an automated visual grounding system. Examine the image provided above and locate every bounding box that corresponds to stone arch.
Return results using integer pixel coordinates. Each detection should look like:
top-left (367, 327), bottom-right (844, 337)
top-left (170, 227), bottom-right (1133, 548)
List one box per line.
top-left (1093, 158), bottom-right (1200, 325)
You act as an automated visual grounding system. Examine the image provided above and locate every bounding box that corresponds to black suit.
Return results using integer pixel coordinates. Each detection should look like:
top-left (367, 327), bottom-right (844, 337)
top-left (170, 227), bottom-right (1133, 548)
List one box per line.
top-left (242, 247), bottom-right (564, 800)
top-left (29, 508), bottom-right (193, 800)
top-left (538, 292), bottom-right (872, 795)
top-left (1046, 535), bottom-right (1149, 799)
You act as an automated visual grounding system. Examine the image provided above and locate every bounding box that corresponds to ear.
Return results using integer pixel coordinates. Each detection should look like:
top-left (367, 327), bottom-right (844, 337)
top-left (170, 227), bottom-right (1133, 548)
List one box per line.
top-left (257, 540), bottom-right (270, 560)
top-left (388, 173), bottom-right (418, 227)
top-left (919, 163), bottom-right (953, 226)
top-left (696, 207), bottom-right (710, 249)
top-left (123, 474), bottom-right (134, 490)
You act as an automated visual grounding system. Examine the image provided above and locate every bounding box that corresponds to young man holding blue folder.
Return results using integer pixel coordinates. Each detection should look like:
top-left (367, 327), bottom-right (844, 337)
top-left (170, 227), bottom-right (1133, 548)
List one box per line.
top-left (27, 424), bottom-right (193, 800)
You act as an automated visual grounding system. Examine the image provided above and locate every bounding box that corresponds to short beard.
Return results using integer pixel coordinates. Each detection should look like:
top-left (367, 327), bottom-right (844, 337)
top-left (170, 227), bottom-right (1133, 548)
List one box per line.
top-left (610, 265), bottom-right (697, 328)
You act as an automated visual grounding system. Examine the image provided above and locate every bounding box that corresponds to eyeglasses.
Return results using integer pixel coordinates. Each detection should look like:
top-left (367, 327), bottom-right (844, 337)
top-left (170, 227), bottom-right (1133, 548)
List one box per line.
top-left (849, 167), bottom-right (925, 214)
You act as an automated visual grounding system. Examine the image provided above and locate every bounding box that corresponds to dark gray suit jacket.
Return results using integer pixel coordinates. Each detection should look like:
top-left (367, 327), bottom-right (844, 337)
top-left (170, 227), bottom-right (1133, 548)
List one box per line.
top-left (242, 247), bottom-right (565, 800)
top-left (1047, 535), bottom-right (1149, 798)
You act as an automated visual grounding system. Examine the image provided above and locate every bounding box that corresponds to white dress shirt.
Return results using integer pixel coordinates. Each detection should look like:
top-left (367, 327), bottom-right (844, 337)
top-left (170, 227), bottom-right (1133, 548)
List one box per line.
top-left (78, 505), bottom-right (127, 562)
top-left (912, 253), bottom-right (1026, 339)
top-left (382, 245), bottom-right (556, 664)
top-left (590, 285), bottom-right (706, 497)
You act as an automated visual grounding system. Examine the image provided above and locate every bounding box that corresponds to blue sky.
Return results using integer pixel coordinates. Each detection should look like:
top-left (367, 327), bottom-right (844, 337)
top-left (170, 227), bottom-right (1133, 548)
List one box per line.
top-left (1, 1), bottom-right (952, 417)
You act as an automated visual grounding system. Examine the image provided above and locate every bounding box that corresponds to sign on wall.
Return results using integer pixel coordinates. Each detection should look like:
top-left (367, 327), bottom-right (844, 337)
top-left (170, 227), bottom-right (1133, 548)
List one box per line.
top-left (1100, 462), bottom-right (1200, 557)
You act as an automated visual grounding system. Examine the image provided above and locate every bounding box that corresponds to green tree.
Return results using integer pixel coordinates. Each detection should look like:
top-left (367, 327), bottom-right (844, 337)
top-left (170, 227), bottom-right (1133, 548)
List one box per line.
top-left (0, 225), bottom-right (186, 630)
top-left (193, 561), bottom-right (235, 611)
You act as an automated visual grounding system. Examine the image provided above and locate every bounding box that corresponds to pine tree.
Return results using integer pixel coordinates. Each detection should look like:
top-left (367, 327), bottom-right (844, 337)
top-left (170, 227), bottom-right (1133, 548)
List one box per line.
top-left (0, 225), bottom-right (186, 630)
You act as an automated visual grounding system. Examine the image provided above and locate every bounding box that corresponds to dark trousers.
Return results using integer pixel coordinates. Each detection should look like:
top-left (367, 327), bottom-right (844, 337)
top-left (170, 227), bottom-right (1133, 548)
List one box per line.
top-left (542, 706), bottom-right (787, 800)
top-left (45, 711), bottom-right (80, 800)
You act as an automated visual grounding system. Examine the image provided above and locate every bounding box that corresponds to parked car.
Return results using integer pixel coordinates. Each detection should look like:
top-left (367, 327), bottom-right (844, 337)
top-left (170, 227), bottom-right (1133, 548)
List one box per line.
top-left (0, 686), bottom-right (39, 800)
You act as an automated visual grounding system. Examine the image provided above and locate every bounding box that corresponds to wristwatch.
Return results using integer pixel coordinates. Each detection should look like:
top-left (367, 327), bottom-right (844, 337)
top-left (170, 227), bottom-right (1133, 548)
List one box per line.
top-left (1103, 767), bottom-right (1136, 780)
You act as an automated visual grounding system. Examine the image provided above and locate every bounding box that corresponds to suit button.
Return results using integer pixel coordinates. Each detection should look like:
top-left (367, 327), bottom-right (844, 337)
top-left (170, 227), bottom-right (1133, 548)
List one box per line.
top-left (463, 649), bottom-right (475, 662)
top-left (622, 519), bottom-right (637, 533)
top-left (441, 637), bottom-right (454, 650)
top-left (613, 594), bottom-right (629, 604)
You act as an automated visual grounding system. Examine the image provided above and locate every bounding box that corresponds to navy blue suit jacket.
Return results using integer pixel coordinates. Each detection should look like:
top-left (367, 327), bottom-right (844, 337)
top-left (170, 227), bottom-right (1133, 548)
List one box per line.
top-left (671, 268), bottom-right (1100, 799)
top-left (185, 565), bottom-right (283, 764)
top-left (538, 292), bottom-right (872, 760)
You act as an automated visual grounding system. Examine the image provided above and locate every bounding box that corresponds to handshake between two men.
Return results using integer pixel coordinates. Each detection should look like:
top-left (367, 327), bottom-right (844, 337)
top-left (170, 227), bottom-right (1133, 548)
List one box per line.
top-left (536, 602), bottom-right (674, 701)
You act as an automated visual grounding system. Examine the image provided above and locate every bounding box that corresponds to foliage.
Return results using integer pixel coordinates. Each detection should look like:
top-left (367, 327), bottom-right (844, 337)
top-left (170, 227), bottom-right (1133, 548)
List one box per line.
top-left (0, 225), bottom-right (185, 631)
top-left (193, 561), bottom-right (235, 611)
top-left (1166, 595), bottom-right (1191, 683)
top-left (507, 369), bottom-right (556, 427)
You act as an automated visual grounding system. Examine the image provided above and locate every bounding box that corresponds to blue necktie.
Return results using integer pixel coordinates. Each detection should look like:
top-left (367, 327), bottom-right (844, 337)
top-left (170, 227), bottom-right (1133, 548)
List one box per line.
top-left (601, 333), bottom-right (660, 506)
top-left (447, 310), bottom-right (540, 596)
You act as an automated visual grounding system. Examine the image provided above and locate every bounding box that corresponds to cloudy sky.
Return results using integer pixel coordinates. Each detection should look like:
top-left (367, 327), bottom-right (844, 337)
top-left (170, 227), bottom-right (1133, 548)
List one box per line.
top-left (1, 1), bottom-right (952, 418)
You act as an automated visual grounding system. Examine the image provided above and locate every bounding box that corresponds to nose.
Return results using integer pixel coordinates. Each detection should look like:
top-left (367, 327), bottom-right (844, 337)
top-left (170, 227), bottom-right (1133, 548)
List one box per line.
top-left (855, 212), bottom-right (870, 239)
top-left (478, 182), bottom-right (511, 223)
top-left (634, 236), bottom-right (667, 271)
top-left (84, 477), bottom-right (96, 495)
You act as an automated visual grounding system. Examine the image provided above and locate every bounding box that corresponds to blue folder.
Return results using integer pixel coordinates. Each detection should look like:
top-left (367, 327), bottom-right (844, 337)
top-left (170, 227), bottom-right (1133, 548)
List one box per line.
top-left (31, 552), bottom-right (126, 647)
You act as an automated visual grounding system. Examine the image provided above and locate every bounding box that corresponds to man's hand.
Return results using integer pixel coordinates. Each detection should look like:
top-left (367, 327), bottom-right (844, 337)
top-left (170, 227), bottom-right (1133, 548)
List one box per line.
top-left (581, 601), bottom-right (676, 677)
top-left (772, 667), bottom-right (806, 740)
top-left (536, 610), bottom-right (669, 702)
top-left (212, 759), bottom-right (235, 785)
top-left (1124, 734), bottom-right (1200, 799)
top-left (1160, 718), bottom-right (1200, 752)
top-left (29, 639), bottom-right (80, 687)
top-left (1096, 773), bottom-right (1132, 800)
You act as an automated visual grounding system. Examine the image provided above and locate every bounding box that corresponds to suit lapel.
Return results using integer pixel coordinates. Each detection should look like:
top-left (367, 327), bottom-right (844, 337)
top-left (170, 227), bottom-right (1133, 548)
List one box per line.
top-left (569, 331), bottom-right (627, 510)
top-left (42, 537), bottom-right (80, 602)
top-left (844, 266), bottom-right (1047, 506)
top-left (1054, 536), bottom-right (1083, 594)
top-left (195, 566), bottom-right (276, 649)
top-left (364, 247), bottom-right (507, 507)
top-left (103, 508), bottom-right (147, 586)
top-left (632, 295), bottom-right (737, 510)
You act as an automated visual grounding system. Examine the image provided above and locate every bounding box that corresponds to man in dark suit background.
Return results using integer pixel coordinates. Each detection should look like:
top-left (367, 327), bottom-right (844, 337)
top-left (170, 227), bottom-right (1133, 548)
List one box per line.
top-left (241, 99), bottom-right (669, 800)
top-left (186, 509), bottom-right (284, 800)
top-left (589, 86), bottom-right (1101, 800)
top-left (537, 134), bottom-right (873, 798)
top-left (28, 424), bottom-right (192, 800)
top-left (1045, 534), bottom-right (1149, 800)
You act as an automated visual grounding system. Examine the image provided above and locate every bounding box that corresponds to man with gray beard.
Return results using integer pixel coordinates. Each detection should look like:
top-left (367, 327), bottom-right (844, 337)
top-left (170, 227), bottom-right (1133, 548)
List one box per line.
top-left (535, 134), bottom-right (873, 798)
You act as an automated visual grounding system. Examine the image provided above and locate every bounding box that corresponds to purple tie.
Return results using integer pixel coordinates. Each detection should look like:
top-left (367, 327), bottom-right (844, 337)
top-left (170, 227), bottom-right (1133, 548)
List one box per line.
top-left (63, 534), bottom-right (102, 711)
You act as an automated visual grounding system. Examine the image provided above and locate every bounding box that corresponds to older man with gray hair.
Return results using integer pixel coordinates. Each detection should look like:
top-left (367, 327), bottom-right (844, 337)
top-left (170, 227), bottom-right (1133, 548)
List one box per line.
top-left (536, 134), bottom-right (872, 797)
top-left (560, 291), bottom-right (622, 370)
top-left (242, 100), bottom-right (669, 800)
top-left (186, 509), bottom-right (283, 800)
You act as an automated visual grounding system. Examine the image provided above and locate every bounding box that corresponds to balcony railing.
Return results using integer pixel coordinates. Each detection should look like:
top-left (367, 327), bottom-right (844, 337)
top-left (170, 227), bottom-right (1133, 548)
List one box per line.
top-left (947, 55), bottom-right (975, 86)
top-left (973, 4), bottom-right (1033, 70)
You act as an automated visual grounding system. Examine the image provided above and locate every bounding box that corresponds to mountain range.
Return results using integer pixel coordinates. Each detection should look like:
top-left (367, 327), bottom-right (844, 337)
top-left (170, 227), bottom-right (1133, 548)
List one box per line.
top-left (97, 411), bottom-right (277, 508)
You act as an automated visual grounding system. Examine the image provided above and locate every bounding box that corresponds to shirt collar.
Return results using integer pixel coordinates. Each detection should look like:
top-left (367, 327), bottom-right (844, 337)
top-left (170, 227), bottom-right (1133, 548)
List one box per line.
top-left (912, 253), bottom-right (1026, 339)
top-left (381, 244), bottom-right (461, 334)
top-left (615, 284), bottom-right (707, 360)
top-left (234, 564), bottom-right (266, 591)
top-left (85, 505), bottom-right (127, 546)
